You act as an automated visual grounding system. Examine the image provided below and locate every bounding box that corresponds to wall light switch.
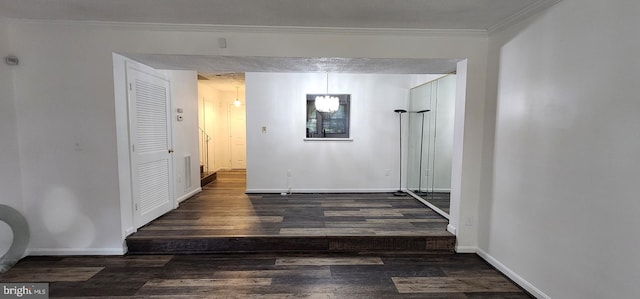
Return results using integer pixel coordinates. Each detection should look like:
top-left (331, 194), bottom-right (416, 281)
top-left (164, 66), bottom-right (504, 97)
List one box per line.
top-left (262, 126), bottom-right (267, 133)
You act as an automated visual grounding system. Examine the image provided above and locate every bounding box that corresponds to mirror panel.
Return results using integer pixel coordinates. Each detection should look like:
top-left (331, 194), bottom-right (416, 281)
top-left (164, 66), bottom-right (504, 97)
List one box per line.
top-left (407, 75), bottom-right (456, 216)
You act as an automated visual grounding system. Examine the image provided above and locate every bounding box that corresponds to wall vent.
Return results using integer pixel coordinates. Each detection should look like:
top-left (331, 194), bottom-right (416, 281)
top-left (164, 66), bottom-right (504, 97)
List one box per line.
top-left (184, 155), bottom-right (192, 190)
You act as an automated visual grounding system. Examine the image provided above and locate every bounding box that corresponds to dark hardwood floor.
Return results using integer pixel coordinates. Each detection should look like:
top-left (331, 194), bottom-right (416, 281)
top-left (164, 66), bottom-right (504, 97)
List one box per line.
top-left (0, 253), bottom-right (532, 298)
top-left (0, 170), bottom-right (532, 298)
top-left (127, 170), bottom-right (455, 253)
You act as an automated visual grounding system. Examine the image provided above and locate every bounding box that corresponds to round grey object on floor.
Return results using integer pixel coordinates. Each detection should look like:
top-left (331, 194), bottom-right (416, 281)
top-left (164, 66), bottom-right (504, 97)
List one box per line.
top-left (0, 204), bottom-right (29, 273)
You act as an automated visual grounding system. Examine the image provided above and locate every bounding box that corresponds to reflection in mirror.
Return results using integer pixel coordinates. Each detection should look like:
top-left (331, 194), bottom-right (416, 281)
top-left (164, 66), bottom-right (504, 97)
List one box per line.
top-left (407, 75), bottom-right (456, 217)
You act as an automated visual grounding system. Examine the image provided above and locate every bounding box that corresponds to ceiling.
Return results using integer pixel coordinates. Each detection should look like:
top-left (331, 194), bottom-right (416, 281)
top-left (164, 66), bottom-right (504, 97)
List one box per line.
top-left (0, 0), bottom-right (559, 89)
top-left (128, 55), bottom-right (462, 90)
top-left (129, 56), bottom-right (461, 74)
top-left (0, 0), bottom-right (557, 31)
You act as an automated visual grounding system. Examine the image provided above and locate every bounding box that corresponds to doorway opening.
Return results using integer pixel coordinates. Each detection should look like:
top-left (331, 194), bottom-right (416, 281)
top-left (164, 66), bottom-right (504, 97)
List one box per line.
top-left (197, 73), bottom-right (246, 187)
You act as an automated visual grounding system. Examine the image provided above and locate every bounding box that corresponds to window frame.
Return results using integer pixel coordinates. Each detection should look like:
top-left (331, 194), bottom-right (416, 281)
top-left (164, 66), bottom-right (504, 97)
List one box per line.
top-left (305, 94), bottom-right (351, 139)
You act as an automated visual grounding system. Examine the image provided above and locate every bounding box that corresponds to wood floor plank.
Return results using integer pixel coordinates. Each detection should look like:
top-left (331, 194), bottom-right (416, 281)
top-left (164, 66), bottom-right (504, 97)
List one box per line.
top-left (0, 267), bottom-right (103, 282)
top-left (56, 256), bottom-right (173, 267)
top-left (392, 276), bottom-right (522, 293)
top-left (364, 218), bottom-right (448, 223)
top-left (143, 278), bottom-right (272, 287)
top-left (157, 269), bottom-right (332, 280)
top-left (324, 210), bottom-right (405, 217)
top-left (279, 228), bottom-right (377, 236)
top-left (275, 257), bottom-right (383, 266)
top-left (320, 203), bottom-right (392, 208)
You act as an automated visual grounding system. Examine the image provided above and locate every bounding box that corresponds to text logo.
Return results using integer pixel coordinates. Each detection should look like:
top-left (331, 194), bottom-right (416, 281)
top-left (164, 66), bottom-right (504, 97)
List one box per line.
top-left (0, 284), bottom-right (49, 299)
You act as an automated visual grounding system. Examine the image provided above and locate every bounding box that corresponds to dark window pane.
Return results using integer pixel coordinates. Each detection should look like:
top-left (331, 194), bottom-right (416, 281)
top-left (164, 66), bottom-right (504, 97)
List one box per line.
top-left (306, 94), bottom-right (350, 138)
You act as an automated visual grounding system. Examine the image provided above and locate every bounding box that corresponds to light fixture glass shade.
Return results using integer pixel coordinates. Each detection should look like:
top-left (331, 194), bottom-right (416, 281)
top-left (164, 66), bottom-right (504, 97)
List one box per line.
top-left (315, 95), bottom-right (339, 113)
top-left (233, 86), bottom-right (241, 107)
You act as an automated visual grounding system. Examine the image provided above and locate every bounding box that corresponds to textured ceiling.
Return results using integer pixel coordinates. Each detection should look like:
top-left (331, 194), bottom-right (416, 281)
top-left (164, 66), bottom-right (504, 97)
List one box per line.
top-left (127, 55), bottom-right (460, 75)
top-left (0, 0), bottom-right (557, 31)
top-left (127, 55), bottom-right (461, 90)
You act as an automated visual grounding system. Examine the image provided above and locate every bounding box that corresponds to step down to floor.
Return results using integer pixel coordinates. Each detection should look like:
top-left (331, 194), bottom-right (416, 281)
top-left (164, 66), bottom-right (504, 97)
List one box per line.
top-left (126, 235), bottom-right (455, 254)
top-left (200, 171), bottom-right (217, 187)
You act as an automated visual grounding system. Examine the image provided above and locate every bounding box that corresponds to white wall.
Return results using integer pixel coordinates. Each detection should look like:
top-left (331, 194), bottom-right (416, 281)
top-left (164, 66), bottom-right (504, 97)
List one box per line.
top-left (480, 1), bottom-right (640, 298)
top-left (0, 19), bottom-right (24, 257)
top-left (4, 19), bottom-right (488, 253)
top-left (165, 70), bottom-right (201, 203)
top-left (246, 72), bottom-right (433, 192)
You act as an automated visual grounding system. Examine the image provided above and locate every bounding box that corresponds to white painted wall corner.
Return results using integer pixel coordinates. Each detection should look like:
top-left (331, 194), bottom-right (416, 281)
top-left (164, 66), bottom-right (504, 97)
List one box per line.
top-left (476, 248), bottom-right (550, 299)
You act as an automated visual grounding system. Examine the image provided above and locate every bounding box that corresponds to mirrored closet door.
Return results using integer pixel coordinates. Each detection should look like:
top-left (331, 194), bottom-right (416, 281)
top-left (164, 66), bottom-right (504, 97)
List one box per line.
top-left (407, 75), bottom-right (456, 217)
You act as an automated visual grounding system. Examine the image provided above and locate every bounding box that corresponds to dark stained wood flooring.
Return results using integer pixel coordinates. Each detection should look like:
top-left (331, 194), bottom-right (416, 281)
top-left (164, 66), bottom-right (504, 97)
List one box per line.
top-left (0, 170), bottom-right (532, 298)
top-left (0, 253), bottom-right (533, 298)
top-left (127, 170), bottom-right (456, 253)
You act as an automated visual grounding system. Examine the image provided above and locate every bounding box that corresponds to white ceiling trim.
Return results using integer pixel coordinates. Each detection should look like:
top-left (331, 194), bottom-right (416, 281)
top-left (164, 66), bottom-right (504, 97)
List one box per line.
top-left (488, 0), bottom-right (562, 33)
top-left (5, 18), bottom-right (488, 38)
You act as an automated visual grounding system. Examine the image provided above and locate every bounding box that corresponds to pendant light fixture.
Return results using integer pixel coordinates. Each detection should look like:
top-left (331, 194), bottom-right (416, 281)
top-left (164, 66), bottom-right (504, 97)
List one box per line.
top-left (233, 86), bottom-right (241, 107)
top-left (315, 73), bottom-right (339, 113)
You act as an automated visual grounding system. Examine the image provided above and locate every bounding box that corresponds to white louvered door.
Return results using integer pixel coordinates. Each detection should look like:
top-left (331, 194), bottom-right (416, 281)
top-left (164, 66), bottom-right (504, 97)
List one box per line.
top-left (126, 63), bottom-right (174, 229)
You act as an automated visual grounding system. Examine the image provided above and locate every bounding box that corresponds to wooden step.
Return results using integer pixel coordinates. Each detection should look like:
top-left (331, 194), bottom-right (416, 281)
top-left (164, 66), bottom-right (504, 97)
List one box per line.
top-left (126, 235), bottom-right (455, 254)
top-left (200, 171), bottom-right (217, 186)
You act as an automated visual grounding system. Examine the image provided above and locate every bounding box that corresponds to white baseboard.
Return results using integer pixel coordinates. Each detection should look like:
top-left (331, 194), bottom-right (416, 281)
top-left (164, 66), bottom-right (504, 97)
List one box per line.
top-left (245, 188), bottom-right (397, 194)
top-left (477, 248), bottom-right (550, 299)
top-left (177, 187), bottom-right (201, 204)
top-left (454, 246), bottom-right (477, 253)
top-left (27, 247), bottom-right (126, 256)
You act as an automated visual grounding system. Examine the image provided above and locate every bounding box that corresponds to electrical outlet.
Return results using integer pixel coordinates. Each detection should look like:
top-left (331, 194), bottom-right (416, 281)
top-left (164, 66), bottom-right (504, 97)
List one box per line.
top-left (262, 126), bottom-right (267, 134)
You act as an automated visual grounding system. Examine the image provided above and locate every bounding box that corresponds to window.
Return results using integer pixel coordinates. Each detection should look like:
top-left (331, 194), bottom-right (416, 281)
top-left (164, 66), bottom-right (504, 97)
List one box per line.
top-left (306, 94), bottom-right (350, 139)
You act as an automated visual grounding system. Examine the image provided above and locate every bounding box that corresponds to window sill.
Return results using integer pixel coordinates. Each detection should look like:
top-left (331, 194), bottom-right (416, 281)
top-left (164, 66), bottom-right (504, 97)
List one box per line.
top-left (304, 138), bottom-right (354, 142)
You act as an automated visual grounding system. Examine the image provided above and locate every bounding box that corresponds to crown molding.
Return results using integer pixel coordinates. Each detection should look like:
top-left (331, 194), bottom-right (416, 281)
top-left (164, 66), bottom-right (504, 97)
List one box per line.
top-left (488, 0), bottom-right (563, 34)
top-left (6, 18), bottom-right (488, 38)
